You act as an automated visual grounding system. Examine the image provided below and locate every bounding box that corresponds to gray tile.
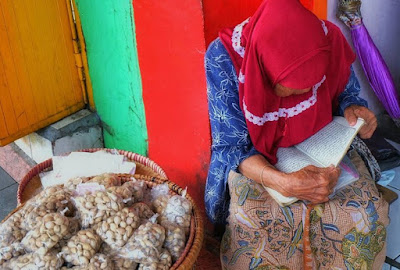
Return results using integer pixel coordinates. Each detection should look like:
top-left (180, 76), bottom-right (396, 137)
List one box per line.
top-left (386, 139), bottom-right (400, 153)
top-left (383, 257), bottom-right (400, 270)
top-left (384, 185), bottom-right (400, 259)
top-left (0, 166), bottom-right (15, 191)
top-left (387, 166), bottom-right (400, 191)
top-left (0, 183), bottom-right (18, 222)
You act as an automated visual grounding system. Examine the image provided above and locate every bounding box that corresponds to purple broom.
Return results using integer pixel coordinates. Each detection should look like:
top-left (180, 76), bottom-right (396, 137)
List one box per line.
top-left (337, 0), bottom-right (400, 119)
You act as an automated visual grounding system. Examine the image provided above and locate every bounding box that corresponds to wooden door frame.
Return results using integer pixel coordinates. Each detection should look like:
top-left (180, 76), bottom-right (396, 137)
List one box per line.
top-left (66, 0), bottom-right (95, 110)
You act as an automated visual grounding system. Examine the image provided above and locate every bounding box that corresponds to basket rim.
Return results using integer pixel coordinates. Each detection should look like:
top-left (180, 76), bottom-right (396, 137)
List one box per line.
top-left (17, 148), bottom-right (168, 204)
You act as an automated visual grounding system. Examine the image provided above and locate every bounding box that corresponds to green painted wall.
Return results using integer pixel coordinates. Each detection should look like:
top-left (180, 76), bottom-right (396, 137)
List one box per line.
top-left (75, 0), bottom-right (148, 155)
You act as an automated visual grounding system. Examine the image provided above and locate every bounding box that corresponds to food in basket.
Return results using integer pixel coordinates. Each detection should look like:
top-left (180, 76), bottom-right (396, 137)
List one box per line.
top-left (131, 202), bottom-right (155, 222)
top-left (122, 180), bottom-right (146, 202)
top-left (61, 229), bottom-right (102, 266)
top-left (98, 242), bottom-right (112, 254)
top-left (0, 243), bottom-right (24, 265)
top-left (160, 191), bottom-right (192, 235)
top-left (72, 190), bottom-right (124, 228)
top-left (138, 248), bottom-right (173, 270)
top-left (36, 184), bottom-right (70, 199)
top-left (110, 179), bottom-right (147, 206)
top-left (23, 196), bottom-right (75, 231)
top-left (118, 215), bottom-right (166, 264)
top-left (1, 171), bottom-right (195, 269)
top-left (21, 185), bottom-right (75, 231)
top-left (159, 249), bottom-right (173, 268)
top-left (161, 221), bottom-right (186, 261)
top-left (87, 253), bottom-right (114, 270)
top-left (112, 256), bottom-right (138, 270)
top-left (108, 185), bottom-right (133, 205)
top-left (0, 208), bottom-right (28, 265)
top-left (88, 174), bottom-right (121, 188)
top-left (152, 195), bottom-right (170, 215)
top-left (1, 253), bottom-right (35, 270)
top-left (99, 243), bottom-right (139, 269)
top-left (151, 183), bottom-right (171, 215)
top-left (33, 250), bottom-right (64, 269)
top-left (96, 207), bottom-right (140, 248)
top-left (64, 177), bottom-right (89, 190)
top-left (21, 213), bottom-right (70, 255)
top-left (0, 210), bottom-right (26, 247)
top-left (1, 250), bottom-right (63, 270)
top-left (55, 217), bottom-right (81, 250)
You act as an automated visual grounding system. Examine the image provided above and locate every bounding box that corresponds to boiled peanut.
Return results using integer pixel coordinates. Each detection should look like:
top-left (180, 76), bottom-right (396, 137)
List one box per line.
top-left (96, 208), bottom-right (140, 249)
top-left (61, 229), bottom-right (101, 266)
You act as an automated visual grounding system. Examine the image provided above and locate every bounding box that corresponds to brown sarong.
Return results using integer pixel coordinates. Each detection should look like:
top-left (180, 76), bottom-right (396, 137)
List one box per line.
top-left (221, 151), bottom-right (389, 270)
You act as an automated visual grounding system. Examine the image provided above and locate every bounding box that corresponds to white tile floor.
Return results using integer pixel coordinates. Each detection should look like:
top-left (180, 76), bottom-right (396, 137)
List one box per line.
top-left (382, 181), bottom-right (400, 269)
top-left (380, 139), bottom-right (400, 269)
top-left (385, 168), bottom-right (400, 258)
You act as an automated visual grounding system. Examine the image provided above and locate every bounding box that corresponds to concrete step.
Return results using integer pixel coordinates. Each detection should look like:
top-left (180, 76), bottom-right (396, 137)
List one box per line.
top-left (14, 109), bottom-right (103, 164)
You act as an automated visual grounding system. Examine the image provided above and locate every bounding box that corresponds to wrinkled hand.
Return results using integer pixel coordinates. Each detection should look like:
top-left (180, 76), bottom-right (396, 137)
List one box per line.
top-left (279, 165), bottom-right (341, 203)
top-left (344, 105), bottom-right (377, 139)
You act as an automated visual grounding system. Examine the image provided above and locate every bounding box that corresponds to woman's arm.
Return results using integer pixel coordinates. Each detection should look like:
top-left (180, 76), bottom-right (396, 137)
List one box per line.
top-left (337, 66), bottom-right (368, 115)
top-left (239, 154), bottom-right (341, 203)
top-left (205, 38), bottom-right (261, 223)
top-left (206, 38), bottom-right (260, 173)
top-left (338, 66), bottom-right (377, 139)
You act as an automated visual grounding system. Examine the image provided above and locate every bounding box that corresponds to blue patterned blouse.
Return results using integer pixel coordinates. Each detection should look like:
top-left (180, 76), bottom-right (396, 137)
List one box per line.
top-left (204, 38), bottom-right (368, 224)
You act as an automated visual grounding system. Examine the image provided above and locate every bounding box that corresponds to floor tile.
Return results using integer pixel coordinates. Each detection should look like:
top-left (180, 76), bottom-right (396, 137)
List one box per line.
top-left (0, 166), bottom-right (15, 190)
top-left (382, 262), bottom-right (392, 270)
top-left (383, 256), bottom-right (400, 270)
top-left (386, 139), bottom-right (400, 153)
top-left (384, 185), bottom-right (400, 259)
top-left (387, 166), bottom-right (400, 191)
top-left (0, 144), bottom-right (34, 183)
top-left (0, 183), bottom-right (18, 221)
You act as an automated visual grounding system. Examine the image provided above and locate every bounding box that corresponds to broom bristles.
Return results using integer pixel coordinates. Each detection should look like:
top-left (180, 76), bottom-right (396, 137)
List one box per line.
top-left (338, 0), bottom-right (361, 13)
top-left (337, 0), bottom-right (362, 26)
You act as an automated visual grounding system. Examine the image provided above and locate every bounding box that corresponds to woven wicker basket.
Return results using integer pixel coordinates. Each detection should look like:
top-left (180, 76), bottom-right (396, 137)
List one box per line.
top-left (17, 148), bottom-right (168, 204)
top-left (4, 159), bottom-right (204, 270)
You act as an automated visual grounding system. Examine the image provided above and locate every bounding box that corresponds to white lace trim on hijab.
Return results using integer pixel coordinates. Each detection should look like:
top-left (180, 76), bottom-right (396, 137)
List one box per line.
top-left (243, 75), bottom-right (326, 125)
top-left (231, 18), bottom-right (250, 58)
top-left (233, 18), bottom-right (329, 84)
top-left (320, 20), bottom-right (328, 35)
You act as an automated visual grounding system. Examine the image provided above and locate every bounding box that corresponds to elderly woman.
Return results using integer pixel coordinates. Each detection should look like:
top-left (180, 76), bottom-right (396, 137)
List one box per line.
top-left (204, 0), bottom-right (389, 269)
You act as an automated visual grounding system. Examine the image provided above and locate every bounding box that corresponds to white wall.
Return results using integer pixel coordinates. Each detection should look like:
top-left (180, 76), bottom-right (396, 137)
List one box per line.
top-left (328, 0), bottom-right (400, 115)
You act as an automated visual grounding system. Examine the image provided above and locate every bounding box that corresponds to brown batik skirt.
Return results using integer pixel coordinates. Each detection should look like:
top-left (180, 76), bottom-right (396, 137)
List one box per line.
top-left (221, 151), bottom-right (389, 270)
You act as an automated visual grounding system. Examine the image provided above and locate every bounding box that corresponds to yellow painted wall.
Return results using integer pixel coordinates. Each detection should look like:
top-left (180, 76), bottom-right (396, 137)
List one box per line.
top-left (0, 0), bottom-right (85, 145)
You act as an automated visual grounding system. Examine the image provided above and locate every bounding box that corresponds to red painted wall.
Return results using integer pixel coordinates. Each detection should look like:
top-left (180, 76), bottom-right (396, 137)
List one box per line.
top-left (133, 0), bottom-right (327, 227)
top-left (132, 0), bottom-right (210, 213)
top-left (203, 0), bottom-right (263, 47)
top-left (203, 0), bottom-right (326, 47)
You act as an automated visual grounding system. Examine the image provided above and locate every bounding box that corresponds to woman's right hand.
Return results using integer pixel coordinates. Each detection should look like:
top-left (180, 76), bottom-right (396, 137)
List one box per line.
top-left (277, 165), bottom-right (341, 204)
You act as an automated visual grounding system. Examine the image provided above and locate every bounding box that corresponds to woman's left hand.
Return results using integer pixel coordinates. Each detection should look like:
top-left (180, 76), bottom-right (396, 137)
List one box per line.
top-left (344, 105), bottom-right (377, 139)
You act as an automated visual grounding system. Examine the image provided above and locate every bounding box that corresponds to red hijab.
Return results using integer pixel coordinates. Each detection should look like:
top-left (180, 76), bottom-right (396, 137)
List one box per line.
top-left (219, 0), bottom-right (356, 164)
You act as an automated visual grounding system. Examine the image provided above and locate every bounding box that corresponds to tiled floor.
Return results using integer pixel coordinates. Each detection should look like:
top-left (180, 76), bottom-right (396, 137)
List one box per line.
top-left (379, 139), bottom-right (400, 269)
top-left (0, 144), bottom-right (34, 183)
top-left (381, 165), bottom-right (400, 269)
top-left (0, 166), bottom-right (18, 221)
